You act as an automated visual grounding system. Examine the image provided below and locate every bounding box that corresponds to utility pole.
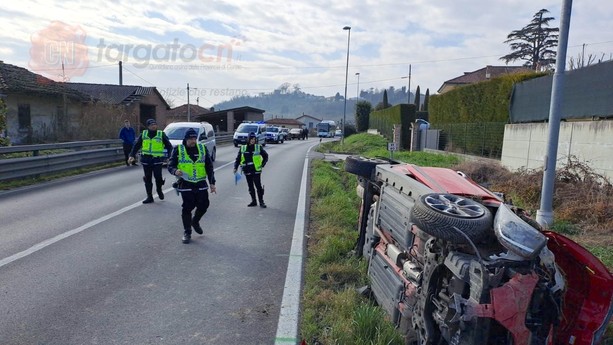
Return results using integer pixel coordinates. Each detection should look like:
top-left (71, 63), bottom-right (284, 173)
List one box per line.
top-left (187, 83), bottom-right (191, 122)
top-left (536, 0), bottom-right (573, 228)
top-left (407, 64), bottom-right (411, 104)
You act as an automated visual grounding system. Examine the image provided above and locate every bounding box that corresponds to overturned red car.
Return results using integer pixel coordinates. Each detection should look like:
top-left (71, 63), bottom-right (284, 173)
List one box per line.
top-left (345, 156), bottom-right (613, 345)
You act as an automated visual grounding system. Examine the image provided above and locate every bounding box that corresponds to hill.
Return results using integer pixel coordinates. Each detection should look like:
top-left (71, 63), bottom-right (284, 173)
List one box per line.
top-left (212, 84), bottom-right (418, 123)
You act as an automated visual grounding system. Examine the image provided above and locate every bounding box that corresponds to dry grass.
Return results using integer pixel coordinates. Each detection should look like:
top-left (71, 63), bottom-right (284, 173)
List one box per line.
top-left (452, 157), bottom-right (613, 248)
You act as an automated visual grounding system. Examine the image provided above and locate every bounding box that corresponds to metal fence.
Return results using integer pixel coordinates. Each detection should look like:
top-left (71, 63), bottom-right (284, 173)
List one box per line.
top-left (0, 133), bottom-right (234, 182)
top-left (434, 122), bottom-right (506, 159)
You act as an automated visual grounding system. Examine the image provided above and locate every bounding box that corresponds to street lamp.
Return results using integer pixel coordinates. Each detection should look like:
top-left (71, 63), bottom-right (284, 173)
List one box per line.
top-left (342, 26), bottom-right (351, 145)
top-left (401, 64), bottom-right (412, 104)
top-left (355, 72), bottom-right (360, 101)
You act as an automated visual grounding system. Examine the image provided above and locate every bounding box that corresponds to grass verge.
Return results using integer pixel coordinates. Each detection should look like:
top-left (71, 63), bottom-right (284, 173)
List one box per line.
top-left (300, 159), bottom-right (403, 344)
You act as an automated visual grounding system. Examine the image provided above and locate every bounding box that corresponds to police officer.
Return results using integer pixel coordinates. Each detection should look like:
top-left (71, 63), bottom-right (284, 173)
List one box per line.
top-left (233, 132), bottom-right (268, 208)
top-left (168, 128), bottom-right (216, 244)
top-left (128, 118), bottom-right (173, 204)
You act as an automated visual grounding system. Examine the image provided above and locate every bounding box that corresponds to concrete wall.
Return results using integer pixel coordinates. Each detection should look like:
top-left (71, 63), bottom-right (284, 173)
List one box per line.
top-left (501, 120), bottom-right (613, 179)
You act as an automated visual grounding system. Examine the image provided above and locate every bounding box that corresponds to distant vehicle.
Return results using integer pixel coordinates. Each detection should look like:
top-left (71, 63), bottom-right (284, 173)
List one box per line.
top-left (317, 120), bottom-right (336, 138)
top-left (164, 121), bottom-right (217, 161)
top-left (265, 126), bottom-right (285, 144)
top-left (289, 128), bottom-right (304, 140)
top-left (233, 122), bottom-right (266, 147)
top-left (334, 129), bottom-right (342, 137)
top-left (416, 118), bottom-right (430, 131)
top-left (280, 127), bottom-right (290, 140)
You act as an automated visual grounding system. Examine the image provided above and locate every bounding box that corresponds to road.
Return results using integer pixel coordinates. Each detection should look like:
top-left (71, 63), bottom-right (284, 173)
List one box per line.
top-left (0, 138), bottom-right (325, 345)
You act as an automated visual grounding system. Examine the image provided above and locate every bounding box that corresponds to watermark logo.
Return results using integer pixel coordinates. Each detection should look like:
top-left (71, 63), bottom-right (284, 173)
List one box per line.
top-left (29, 21), bottom-right (89, 81)
top-left (96, 38), bottom-right (242, 69)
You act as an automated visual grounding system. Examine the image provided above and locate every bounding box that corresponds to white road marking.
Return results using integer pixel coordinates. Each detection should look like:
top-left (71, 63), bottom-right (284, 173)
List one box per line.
top-left (0, 161), bottom-right (234, 269)
top-left (274, 143), bottom-right (318, 344)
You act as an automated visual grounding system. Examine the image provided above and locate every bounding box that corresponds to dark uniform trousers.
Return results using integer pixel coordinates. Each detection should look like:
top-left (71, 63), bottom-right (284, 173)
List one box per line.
top-left (245, 173), bottom-right (264, 203)
top-left (180, 188), bottom-right (210, 233)
top-left (142, 157), bottom-right (165, 196)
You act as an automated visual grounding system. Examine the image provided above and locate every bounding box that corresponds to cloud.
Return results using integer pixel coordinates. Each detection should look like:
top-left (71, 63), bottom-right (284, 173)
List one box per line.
top-left (1, 0), bottom-right (612, 106)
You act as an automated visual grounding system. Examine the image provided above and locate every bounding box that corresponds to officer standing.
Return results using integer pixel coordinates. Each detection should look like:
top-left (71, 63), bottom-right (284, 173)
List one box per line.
top-left (128, 118), bottom-right (173, 204)
top-left (233, 132), bottom-right (269, 208)
top-left (168, 128), bottom-right (216, 244)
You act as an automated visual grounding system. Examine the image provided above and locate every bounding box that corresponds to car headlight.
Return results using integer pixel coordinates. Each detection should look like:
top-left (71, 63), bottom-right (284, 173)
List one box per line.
top-left (494, 203), bottom-right (547, 259)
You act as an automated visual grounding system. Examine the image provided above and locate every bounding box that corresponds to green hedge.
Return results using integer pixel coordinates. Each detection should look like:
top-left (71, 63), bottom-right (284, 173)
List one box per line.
top-left (369, 104), bottom-right (416, 149)
top-left (429, 72), bottom-right (546, 124)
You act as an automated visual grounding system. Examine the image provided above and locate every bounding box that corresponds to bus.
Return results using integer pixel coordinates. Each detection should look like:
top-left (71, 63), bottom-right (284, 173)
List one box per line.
top-left (317, 120), bottom-right (337, 138)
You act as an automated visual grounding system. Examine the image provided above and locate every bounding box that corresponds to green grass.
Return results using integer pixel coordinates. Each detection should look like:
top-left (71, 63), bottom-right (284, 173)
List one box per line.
top-left (301, 159), bottom-right (403, 344)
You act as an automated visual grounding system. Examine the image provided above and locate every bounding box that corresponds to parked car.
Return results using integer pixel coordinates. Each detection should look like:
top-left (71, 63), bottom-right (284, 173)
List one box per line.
top-left (280, 128), bottom-right (290, 141)
top-left (334, 129), bottom-right (342, 137)
top-left (163, 121), bottom-right (216, 161)
top-left (265, 126), bottom-right (285, 144)
top-left (233, 122), bottom-right (266, 147)
top-left (289, 128), bottom-right (304, 140)
top-left (345, 156), bottom-right (613, 345)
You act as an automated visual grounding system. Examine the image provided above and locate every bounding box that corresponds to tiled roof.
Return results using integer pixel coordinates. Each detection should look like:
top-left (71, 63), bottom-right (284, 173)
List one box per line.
top-left (167, 104), bottom-right (211, 117)
top-left (0, 61), bottom-right (88, 100)
top-left (444, 65), bottom-right (532, 85)
top-left (66, 82), bottom-right (167, 107)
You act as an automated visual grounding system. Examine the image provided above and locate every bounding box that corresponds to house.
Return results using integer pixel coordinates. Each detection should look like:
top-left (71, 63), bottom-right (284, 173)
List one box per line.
top-left (195, 106), bottom-right (265, 132)
top-left (265, 118), bottom-right (304, 129)
top-left (437, 65), bottom-right (532, 94)
top-left (67, 83), bottom-right (171, 131)
top-left (165, 104), bottom-right (211, 124)
top-left (295, 114), bottom-right (322, 130)
top-left (0, 61), bottom-right (89, 144)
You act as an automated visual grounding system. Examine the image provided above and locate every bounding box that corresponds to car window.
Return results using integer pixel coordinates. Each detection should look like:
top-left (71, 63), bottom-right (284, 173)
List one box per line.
top-left (165, 126), bottom-right (196, 140)
top-left (236, 124), bottom-right (259, 133)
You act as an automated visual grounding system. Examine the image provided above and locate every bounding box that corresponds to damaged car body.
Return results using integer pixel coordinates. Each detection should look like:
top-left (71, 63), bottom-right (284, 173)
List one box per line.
top-left (345, 156), bottom-right (613, 345)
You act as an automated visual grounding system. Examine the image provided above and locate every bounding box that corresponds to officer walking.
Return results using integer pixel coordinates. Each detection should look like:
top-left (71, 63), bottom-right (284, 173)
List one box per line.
top-left (119, 120), bottom-right (136, 166)
top-left (128, 118), bottom-right (173, 204)
top-left (233, 132), bottom-right (268, 208)
top-left (168, 128), bottom-right (216, 244)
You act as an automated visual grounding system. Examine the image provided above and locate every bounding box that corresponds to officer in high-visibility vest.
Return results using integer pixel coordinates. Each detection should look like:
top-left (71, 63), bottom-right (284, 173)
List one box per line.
top-left (233, 132), bottom-right (269, 208)
top-left (168, 128), bottom-right (216, 244)
top-left (129, 118), bottom-right (174, 204)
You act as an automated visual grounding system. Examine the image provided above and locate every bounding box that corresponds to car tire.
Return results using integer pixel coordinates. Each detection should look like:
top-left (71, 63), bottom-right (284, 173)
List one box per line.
top-left (344, 155), bottom-right (388, 179)
top-left (410, 193), bottom-right (492, 244)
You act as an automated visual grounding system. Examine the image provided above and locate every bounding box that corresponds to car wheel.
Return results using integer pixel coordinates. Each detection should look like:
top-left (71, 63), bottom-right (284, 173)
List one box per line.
top-left (410, 193), bottom-right (492, 244)
top-left (344, 155), bottom-right (388, 179)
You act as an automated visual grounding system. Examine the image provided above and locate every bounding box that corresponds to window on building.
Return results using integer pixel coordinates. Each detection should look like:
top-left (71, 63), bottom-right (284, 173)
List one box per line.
top-left (18, 104), bottom-right (31, 129)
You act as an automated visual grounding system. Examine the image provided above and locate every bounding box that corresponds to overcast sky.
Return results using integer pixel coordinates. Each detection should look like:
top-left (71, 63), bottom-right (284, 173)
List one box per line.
top-left (1, 0), bottom-right (612, 108)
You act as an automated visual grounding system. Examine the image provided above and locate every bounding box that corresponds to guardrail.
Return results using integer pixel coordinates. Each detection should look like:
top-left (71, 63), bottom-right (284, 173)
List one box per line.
top-left (0, 133), bottom-right (234, 182)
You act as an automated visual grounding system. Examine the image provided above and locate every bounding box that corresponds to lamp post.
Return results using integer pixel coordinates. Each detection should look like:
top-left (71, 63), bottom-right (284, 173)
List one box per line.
top-left (401, 64), bottom-right (412, 104)
top-left (355, 72), bottom-right (360, 101)
top-left (342, 26), bottom-right (351, 145)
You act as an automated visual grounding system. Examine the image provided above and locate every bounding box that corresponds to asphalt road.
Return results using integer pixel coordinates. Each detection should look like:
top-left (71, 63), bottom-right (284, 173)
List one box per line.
top-left (0, 137), bottom-right (327, 345)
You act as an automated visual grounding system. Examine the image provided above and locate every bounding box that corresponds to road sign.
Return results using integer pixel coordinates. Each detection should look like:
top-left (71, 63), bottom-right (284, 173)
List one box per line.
top-left (387, 142), bottom-right (397, 151)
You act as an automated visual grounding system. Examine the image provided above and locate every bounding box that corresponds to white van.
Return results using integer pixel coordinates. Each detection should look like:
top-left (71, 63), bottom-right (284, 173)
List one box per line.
top-left (163, 122), bottom-right (217, 161)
